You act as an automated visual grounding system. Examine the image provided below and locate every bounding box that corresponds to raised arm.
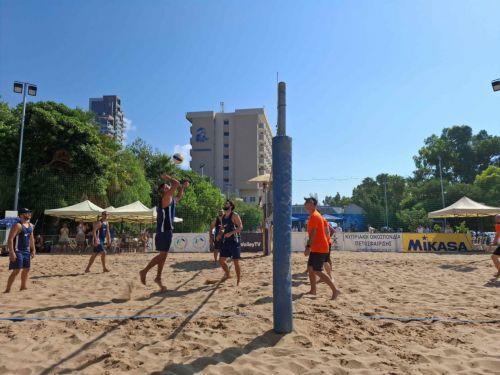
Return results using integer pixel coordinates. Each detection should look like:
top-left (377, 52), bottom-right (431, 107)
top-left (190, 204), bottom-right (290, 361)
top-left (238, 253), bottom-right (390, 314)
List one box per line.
top-left (160, 175), bottom-right (180, 207)
top-left (175, 180), bottom-right (190, 203)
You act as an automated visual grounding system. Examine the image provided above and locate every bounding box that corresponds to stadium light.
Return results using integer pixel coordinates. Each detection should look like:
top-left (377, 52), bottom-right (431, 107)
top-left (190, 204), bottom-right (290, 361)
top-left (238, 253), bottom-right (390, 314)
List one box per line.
top-left (492, 79), bottom-right (500, 92)
top-left (12, 81), bottom-right (37, 210)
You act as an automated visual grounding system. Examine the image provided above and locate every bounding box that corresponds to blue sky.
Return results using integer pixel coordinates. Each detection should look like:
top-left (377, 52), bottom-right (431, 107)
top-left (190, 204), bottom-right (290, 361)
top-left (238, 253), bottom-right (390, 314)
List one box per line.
top-left (1, 0), bottom-right (499, 204)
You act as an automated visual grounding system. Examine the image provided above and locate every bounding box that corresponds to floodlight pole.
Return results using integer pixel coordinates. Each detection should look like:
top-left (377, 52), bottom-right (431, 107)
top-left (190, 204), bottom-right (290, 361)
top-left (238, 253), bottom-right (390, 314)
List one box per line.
top-left (438, 155), bottom-right (446, 228)
top-left (13, 83), bottom-right (29, 211)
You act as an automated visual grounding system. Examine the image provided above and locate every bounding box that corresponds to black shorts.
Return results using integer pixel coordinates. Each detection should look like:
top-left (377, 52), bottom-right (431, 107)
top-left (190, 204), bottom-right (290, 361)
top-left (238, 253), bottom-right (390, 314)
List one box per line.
top-left (308, 252), bottom-right (328, 271)
top-left (155, 231), bottom-right (173, 252)
top-left (212, 240), bottom-right (223, 251)
top-left (494, 246), bottom-right (500, 256)
top-left (220, 239), bottom-right (241, 259)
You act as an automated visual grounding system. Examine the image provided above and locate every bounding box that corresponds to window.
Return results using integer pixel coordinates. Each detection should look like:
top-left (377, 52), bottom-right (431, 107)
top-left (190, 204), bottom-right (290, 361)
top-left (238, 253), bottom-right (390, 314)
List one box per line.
top-left (224, 178), bottom-right (229, 182)
top-left (224, 144), bottom-right (229, 148)
top-left (224, 132), bottom-right (229, 136)
top-left (249, 196), bottom-right (256, 203)
top-left (223, 120), bottom-right (229, 125)
top-left (223, 167), bottom-right (229, 171)
top-left (258, 123), bottom-right (264, 128)
top-left (223, 155), bottom-right (229, 159)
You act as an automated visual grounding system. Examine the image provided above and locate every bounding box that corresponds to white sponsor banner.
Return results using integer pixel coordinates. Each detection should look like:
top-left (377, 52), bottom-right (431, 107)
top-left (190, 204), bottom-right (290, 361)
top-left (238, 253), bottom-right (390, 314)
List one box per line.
top-left (152, 233), bottom-right (210, 252)
top-left (342, 232), bottom-right (401, 252)
top-left (291, 232), bottom-right (400, 252)
top-left (292, 232), bottom-right (308, 252)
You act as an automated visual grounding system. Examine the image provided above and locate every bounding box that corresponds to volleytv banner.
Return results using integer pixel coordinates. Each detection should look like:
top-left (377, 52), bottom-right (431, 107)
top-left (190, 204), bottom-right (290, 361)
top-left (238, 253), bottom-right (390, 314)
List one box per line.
top-left (402, 233), bottom-right (473, 252)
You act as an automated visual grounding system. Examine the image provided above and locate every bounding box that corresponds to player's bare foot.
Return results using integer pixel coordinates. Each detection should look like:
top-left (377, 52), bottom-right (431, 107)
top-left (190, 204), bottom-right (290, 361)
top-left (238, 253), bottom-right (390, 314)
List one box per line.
top-left (495, 271), bottom-right (500, 278)
top-left (236, 278), bottom-right (241, 286)
top-left (85, 269), bottom-right (90, 273)
top-left (139, 270), bottom-right (147, 285)
top-left (221, 274), bottom-right (230, 282)
top-left (154, 277), bottom-right (167, 292)
top-left (103, 268), bottom-right (110, 273)
top-left (306, 290), bottom-right (316, 295)
top-left (332, 289), bottom-right (341, 300)
top-left (20, 286), bottom-right (27, 291)
top-left (4, 289), bottom-right (10, 293)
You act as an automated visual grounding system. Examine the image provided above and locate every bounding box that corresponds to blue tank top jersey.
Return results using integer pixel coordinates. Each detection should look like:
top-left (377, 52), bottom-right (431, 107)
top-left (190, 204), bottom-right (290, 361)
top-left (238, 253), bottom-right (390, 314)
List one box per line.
top-left (17, 224), bottom-right (33, 252)
top-left (97, 221), bottom-right (108, 244)
top-left (157, 200), bottom-right (175, 233)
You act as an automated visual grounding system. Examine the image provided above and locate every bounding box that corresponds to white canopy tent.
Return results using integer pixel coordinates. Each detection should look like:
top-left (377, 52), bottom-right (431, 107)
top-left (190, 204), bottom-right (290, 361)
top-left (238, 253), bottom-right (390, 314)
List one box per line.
top-left (108, 201), bottom-right (183, 223)
top-left (428, 196), bottom-right (500, 218)
top-left (44, 200), bottom-right (104, 222)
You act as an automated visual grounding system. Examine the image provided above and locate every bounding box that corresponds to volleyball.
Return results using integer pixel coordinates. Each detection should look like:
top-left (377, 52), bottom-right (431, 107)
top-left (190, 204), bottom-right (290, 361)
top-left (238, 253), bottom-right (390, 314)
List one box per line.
top-left (173, 153), bottom-right (184, 165)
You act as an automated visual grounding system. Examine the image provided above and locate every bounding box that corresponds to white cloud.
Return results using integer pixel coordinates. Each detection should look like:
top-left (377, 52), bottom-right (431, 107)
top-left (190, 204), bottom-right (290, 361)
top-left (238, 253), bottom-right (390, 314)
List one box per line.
top-left (123, 117), bottom-right (137, 144)
top-left (173, 144), bottom-right (192, 170)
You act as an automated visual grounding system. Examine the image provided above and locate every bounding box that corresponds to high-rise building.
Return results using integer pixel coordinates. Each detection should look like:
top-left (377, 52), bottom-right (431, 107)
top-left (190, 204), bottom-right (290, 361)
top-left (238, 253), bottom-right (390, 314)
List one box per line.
top-left (187, 107), bottom-right (272, 203)
top-left (89, 95), bottom-right (125, 143)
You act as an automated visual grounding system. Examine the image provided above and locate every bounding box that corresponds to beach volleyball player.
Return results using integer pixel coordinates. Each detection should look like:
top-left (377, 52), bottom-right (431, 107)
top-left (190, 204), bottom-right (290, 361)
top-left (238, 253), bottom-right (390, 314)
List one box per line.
top-left (304, 197), bottom-right (340, 299)
top-left (491, 214), bottom-right (500, 277)
top-left (85, 211), bottom-right (111, 273)
top-left (139, 174), bottom-right (189, 291)
top-left (219, 200), bottom-right (243, 285)
top-left (4, 208), bottom-right (35, 293)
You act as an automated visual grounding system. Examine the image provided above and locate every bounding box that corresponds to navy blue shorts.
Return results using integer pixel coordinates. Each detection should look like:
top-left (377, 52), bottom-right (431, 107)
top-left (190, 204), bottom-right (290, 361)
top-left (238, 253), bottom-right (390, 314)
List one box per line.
top-left (93, 244), bottom-right (106, 253)
top-left (220, 240), bottom-right (241, 260)
top-left (155, 231), bottom-right (173, 252)
top-left (9, 250), bottom-right (31, 270)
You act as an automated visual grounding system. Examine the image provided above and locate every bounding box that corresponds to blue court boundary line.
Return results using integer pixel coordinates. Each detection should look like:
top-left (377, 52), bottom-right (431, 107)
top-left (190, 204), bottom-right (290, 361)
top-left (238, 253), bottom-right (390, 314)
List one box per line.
top-left (1, 311), bottom-right (497, 324)
top-left (357, 314), bottom-right (500, 324)
top-left (0, 311), bottom-right (249, 322)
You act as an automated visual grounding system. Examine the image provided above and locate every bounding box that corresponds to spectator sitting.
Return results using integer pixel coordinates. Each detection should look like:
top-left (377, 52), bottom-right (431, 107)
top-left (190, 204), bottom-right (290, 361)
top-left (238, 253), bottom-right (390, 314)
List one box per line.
top-left (444, 224), bottom-right (454, 234)
top-left (59, 223), bottom-right (70, 252)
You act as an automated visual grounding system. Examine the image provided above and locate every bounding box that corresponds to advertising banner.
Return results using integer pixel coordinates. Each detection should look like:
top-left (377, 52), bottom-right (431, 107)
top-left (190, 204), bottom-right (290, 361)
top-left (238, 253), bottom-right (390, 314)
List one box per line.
top-left (170, 233), bottom-right (210, 253)
top-left (342, 233), bottom-right (401, 252)
top-left (402, 233), bottom-right (473, 252)
top-left (240, 232), bottom-right (263, 252)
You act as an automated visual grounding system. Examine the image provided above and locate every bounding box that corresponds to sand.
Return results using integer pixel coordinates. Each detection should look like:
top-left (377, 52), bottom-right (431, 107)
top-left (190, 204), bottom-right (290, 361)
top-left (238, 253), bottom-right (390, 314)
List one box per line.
top-left (0, 251), bottom-right (499, 375)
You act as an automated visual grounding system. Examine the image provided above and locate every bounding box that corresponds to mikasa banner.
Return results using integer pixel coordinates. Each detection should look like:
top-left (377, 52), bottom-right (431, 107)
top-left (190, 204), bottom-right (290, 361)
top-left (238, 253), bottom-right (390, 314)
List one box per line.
top-left (402, 233), bottom-right (474, 252)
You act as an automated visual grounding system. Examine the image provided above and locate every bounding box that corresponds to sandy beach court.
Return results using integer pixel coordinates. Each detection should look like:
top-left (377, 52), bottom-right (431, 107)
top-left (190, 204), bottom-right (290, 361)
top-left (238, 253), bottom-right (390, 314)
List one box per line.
top-left (1, 251), bottom-right (499, 374)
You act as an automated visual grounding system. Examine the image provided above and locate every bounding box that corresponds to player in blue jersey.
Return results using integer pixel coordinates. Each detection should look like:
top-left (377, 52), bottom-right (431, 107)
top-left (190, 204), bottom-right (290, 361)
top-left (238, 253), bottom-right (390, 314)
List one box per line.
top-left (139, 174), bottom-right (189, 292)
top-left (5, 208), bottom-right (36, 293)
top-left (85, 211), bottom-right (111, 273)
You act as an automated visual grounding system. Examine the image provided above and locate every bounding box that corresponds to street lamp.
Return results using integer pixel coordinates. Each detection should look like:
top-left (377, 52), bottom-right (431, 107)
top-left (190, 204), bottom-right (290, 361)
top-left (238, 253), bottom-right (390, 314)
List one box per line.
top-left (13, 81), bottom-right (37, 211)
top-left (492, 79), bottom-right (500, 92)
top-left (438, 155), bottom-right (446, 228)
top-left (199, 163), bottom-right (205, 178)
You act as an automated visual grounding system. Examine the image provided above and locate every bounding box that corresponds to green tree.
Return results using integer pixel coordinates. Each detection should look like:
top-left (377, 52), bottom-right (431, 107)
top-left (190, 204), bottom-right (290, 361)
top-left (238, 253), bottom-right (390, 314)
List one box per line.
top-left (474, 165), bottom-right (500, 206)
top-left (127, 137), bottom-right (176, 204)
top-left (351, 174), bottom-right (406, 229)
top-left (323, 193), bottom-right (352, 207)
top-left (413, 125), bottom-right (499, 183)
top-left (174, 170), bottom-right (225, 233)
top-left (106, 150), bottom-right (151, 207)
top-left (396, 207), bottom-right (431, 232)
top-left (234, 200), bottom-right (263, 231)
top-left (0, 101), bottom-right (113, 211)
